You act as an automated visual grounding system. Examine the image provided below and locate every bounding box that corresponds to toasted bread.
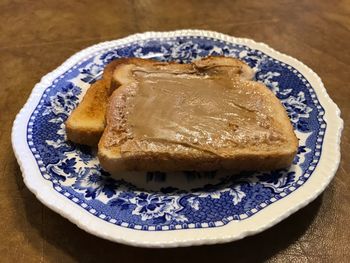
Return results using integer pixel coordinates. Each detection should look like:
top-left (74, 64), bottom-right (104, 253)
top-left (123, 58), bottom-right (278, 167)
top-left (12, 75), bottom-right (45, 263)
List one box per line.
top-left (65, 58), bottom-right (156, 145)
top-left (98, 56), bottom-right (298, 172)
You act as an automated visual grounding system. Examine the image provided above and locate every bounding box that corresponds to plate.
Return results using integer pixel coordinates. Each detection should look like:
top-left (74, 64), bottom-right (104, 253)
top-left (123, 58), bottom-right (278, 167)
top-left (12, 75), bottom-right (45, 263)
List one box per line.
top-left (12, 30), bottom-right (343, 247)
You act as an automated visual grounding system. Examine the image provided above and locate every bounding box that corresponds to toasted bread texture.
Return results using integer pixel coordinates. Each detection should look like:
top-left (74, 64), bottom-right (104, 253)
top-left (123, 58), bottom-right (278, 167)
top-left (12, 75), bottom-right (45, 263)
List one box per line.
top-left (98, 56), bottom-right (298, 172)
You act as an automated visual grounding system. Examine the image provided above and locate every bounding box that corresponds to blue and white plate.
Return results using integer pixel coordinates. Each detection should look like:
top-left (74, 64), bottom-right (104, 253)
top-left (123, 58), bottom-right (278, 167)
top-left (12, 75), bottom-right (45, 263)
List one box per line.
top-left (12, 30), bottom-right (343, 247)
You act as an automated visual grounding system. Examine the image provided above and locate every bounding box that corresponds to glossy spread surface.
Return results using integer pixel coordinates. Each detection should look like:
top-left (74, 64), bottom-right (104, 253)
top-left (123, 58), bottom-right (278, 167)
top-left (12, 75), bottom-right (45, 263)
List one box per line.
top-left (116, 68), bottom-right (285, 157)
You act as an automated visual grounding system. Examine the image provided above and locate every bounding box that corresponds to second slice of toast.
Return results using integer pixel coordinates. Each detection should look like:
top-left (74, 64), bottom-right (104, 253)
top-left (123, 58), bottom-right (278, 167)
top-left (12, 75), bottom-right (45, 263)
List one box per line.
top-left (65, 58), bottom-right (157, 145)
top-left (98, 57), bottom-right (298, 172)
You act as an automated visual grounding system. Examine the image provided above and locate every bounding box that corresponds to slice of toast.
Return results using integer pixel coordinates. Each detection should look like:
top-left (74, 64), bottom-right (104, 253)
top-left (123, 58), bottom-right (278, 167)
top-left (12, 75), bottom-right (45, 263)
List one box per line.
top-left (98, 56), bottom-right (298, 172)
top-left (65, 58), bottom-right (155, 145)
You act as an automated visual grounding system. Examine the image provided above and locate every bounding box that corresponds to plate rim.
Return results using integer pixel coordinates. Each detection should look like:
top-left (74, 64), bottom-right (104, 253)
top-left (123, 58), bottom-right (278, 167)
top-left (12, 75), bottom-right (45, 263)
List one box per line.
top-left (11, 29), bottom-right (343, 247)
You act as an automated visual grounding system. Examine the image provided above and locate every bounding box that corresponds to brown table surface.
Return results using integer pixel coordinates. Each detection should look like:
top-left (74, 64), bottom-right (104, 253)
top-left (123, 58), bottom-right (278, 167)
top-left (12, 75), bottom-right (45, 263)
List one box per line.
top-left (1, 0), bottom-right (349, 262)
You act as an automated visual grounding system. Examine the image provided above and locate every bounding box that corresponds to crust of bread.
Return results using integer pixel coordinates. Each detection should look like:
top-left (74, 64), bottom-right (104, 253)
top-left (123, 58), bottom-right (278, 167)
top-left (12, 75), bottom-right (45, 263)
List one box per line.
top-left (98, 56), bottom-right (298, 172)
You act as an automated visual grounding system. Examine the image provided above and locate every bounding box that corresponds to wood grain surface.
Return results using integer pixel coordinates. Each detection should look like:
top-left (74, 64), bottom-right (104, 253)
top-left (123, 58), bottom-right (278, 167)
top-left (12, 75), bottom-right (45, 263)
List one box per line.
top-left (1, 0), bottom-right (349, 262)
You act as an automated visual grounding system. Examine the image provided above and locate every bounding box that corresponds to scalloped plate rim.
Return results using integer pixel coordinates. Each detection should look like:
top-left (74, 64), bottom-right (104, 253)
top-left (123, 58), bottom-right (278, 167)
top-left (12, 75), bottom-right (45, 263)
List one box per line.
top-left (11, 29), bottom-right (343, 248)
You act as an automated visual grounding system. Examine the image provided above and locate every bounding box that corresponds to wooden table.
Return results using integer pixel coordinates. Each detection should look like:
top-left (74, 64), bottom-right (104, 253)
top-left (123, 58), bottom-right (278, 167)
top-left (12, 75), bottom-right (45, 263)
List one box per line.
top-left (1, 0), bottom-right (349, 262)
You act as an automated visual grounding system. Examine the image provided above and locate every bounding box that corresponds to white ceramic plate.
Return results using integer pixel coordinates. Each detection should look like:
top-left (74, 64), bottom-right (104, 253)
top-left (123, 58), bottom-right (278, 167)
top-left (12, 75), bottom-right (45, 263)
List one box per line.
top-left (12, 30), bottom-right (343, 247)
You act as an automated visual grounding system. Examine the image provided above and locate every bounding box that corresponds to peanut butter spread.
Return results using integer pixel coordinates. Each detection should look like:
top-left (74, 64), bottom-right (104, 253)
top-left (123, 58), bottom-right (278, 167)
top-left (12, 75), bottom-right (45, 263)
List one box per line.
top-left (113, 67), bottom-right (286, 157)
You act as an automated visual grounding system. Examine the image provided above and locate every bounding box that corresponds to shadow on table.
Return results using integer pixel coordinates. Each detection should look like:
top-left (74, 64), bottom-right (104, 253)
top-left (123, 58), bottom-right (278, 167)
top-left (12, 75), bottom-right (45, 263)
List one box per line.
top-left (16, 169), bottom-right (323, 263)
